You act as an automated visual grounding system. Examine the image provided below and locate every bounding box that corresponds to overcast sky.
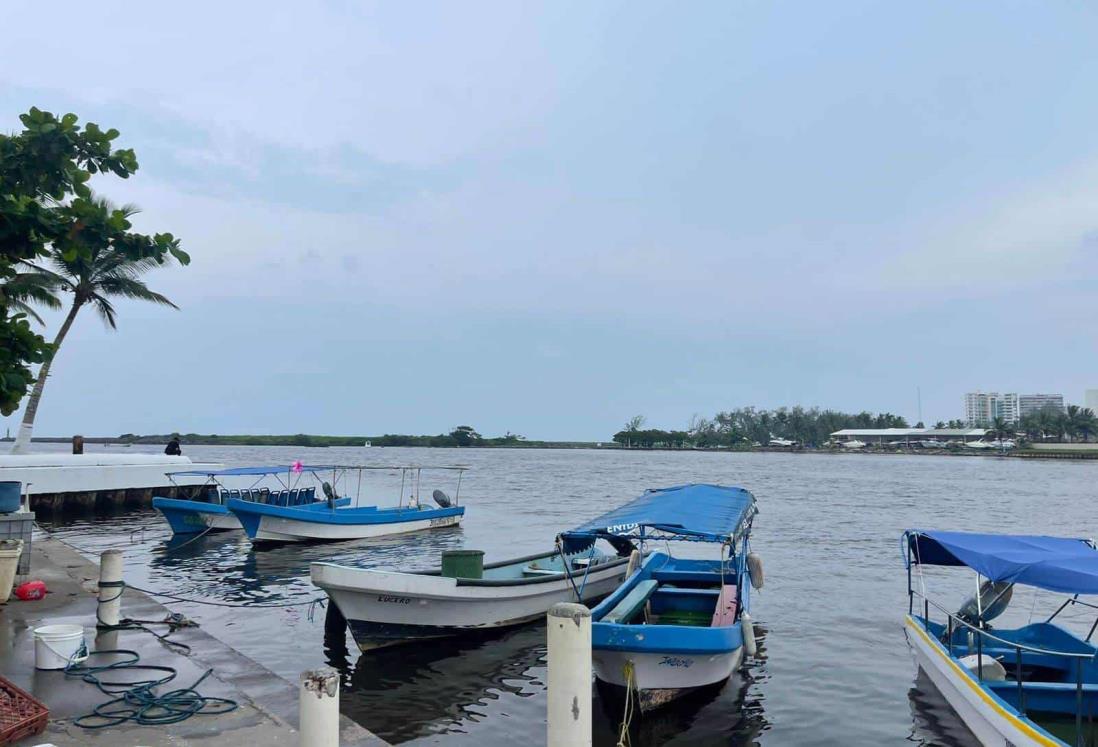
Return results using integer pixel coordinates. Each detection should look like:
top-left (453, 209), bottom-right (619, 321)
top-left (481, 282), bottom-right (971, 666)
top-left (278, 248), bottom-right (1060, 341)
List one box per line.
top-left (3, 1), bottom-right (1097, 440)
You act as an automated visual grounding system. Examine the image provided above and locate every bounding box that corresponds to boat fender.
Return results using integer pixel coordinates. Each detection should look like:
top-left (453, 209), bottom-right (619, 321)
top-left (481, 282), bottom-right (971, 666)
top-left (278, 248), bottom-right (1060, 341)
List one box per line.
top-left (741, 612), bottom-right (757, 658)
top-left (432, 490), bottom-right (452, 508)
top-left (956, 581), bottom-right (1013, 625)
top-left (625, 550), bottom-right (641, 578)
top-left (747, 552), bottom-right (764, 591)
top-left (958, 654), bottom-right (1006, 681)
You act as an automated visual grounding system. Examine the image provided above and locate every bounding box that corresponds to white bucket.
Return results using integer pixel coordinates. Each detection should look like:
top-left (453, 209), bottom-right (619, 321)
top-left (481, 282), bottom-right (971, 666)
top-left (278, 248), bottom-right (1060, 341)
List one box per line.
top-left (0, 539), bottom-right (22, 604)
top-left (33, 624), bottom-right (87, 670)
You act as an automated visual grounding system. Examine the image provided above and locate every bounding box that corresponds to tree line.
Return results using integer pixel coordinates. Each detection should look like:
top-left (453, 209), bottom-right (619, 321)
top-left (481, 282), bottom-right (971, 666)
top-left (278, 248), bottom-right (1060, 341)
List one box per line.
top-left (612, 408), bottom-right (910, 448)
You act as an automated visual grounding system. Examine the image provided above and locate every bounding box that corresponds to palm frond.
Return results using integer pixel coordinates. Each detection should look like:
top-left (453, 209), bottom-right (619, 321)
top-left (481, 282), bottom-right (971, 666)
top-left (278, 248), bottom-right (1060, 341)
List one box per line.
top-left (94, 276), bottom-right (179, 309)
top-left (92, 296), bottom-right (118, 329)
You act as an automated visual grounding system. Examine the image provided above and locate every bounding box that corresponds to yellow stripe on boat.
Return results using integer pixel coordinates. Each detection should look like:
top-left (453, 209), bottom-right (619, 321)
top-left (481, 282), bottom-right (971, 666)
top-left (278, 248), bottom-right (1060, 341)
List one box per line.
top-left (905, 615), bottom-right (1061, 747)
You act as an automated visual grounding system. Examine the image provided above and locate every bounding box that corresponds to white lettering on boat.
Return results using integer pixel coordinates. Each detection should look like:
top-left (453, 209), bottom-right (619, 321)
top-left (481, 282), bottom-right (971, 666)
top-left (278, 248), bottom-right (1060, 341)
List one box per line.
top-left (606, 522), bottom-right (639, 535)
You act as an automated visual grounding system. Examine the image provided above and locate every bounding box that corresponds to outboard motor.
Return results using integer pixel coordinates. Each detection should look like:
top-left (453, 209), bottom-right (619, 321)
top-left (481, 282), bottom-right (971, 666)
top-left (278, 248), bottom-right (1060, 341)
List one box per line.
top-left (432, 489), bottom-right (452, 508)
top-left (322, 481), bottom-right (337, 509)
top-left (957, 580), bottom-right (1013, 626)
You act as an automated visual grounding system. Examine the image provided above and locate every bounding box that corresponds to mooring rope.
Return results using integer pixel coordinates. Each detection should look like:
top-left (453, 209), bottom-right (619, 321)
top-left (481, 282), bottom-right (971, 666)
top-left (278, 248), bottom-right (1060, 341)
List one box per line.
top-left (616, 660), bottom-right (637, 747)
top-left (65, 647), bottom-right (237, 729)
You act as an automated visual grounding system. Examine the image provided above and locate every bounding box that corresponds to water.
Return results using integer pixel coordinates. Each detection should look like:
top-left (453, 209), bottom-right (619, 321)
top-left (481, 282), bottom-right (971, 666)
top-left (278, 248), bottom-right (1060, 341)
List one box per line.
top-left (31, 443), bottom-right (1098, 745)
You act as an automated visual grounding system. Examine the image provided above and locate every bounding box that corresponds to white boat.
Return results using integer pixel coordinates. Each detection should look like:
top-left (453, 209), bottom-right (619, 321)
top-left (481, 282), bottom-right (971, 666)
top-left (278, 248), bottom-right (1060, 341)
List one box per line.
top-left (903, 530), bottom-right (1098, 747)
top-left (312, 547), bottom-right (631, 650)
top-left (768, 436), bottom-right (797, 447)
top-left (918, 439), bottom-right (947, 448)
top-left (230, 465), bottom-right (468, 545)
top-left (964, 440), bottom-right (994, 449)
top-left (576, 484), bottom-right (761, 711)
top-left (842, 439), bottom-right (866, 449)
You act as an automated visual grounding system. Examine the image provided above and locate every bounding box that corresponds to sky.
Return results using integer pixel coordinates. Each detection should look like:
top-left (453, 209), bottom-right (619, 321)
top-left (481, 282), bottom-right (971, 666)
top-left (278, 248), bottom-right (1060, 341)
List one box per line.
top-left (2, 1), bottom-right (1098, 440)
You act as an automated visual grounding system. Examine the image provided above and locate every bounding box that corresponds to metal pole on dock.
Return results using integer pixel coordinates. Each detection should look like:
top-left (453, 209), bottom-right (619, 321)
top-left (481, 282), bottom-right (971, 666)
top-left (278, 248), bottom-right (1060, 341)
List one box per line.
top-left (97, 549), bottom-right (123, 628)
top-left (300, 667), bottom-right (340, 747)
top-left (547, 602), bottom-right (592, 747)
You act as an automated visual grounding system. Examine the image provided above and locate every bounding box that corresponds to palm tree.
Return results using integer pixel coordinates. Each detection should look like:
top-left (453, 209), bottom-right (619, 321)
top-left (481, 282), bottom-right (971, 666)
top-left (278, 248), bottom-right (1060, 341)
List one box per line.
top-left (990, 416), bottom-right (1009, 442)
top-left (1077, 408), bottom-right (1098, 444)
top-left (10, 203), bottom-right (180, 453)
top-left (1, 267), bottom-right (63, 325)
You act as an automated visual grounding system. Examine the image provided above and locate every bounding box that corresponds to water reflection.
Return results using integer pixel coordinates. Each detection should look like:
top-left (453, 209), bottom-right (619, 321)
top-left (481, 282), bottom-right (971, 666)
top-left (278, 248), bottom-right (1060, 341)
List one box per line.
top-left (907, 669), bottom-right (980, 746)
top-left (338, 623), bottom-right (549, 743)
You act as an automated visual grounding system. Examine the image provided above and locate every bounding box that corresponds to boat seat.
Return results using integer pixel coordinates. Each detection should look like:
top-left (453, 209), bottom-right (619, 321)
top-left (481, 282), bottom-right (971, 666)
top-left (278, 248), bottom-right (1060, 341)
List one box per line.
top-left (523, 566), bottom-right (563, 577)
top-left (711, 585), bottom-right (738, 627)
top-left (603, 580), bottom-right (659, 624)
top-left (656, 587), bottom-right (721, 597)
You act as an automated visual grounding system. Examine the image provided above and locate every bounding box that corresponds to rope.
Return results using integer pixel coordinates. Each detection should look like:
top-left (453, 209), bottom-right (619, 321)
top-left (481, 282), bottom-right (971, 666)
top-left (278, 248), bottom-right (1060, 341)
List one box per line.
top-left (616, 660), bottom-right (636, 747)
top-left (65, 647), bottom-right (237, 728)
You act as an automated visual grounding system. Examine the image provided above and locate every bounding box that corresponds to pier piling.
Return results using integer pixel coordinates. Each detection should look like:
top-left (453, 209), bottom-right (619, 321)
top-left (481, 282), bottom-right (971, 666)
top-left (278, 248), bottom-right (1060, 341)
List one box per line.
top-left (97, 549), bottom-right (123, 628)
top-left (547, 602), bottom-right (592, 747)
top-left (300, 667), bottom-right (340, 747)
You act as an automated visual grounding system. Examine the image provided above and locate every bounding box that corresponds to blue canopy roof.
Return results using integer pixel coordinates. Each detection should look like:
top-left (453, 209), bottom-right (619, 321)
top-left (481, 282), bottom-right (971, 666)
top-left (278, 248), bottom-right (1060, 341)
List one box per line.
top-left (905, 530), bottom-right (1098, 595)
top-left (167, 465), bottom-right (337, 477)
top-left (562, 484), bottom-right (757, 544)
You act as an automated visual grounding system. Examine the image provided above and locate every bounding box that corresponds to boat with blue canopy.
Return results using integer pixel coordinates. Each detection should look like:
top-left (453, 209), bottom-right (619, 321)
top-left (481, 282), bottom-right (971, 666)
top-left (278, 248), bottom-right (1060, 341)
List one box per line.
top-left (560, 483), bottom-right (764, 711)
top-left (227, 465), bottom-right (467, 544)
top-left (152, 465), bottom-right (349, 535)
top-left (903, 529), bottom-right (1098, 747)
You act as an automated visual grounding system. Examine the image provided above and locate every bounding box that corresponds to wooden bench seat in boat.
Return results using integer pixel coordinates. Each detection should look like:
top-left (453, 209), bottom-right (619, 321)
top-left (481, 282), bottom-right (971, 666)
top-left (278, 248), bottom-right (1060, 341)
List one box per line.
top-left (711, 585), bottom-right (738, 627)
top-left (603, 580), bottom-right (659, 624)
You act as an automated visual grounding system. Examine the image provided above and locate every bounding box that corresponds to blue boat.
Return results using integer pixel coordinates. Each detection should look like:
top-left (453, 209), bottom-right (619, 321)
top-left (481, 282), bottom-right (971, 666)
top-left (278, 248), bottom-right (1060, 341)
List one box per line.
top-left (560, 483), bottom-right (762, 711)
top-left (904, 530), bottom-right (1098, 747)
top-left (153, 465), bottom-right (350, 535)
top-left (228, 465), bottom-right (468, 544)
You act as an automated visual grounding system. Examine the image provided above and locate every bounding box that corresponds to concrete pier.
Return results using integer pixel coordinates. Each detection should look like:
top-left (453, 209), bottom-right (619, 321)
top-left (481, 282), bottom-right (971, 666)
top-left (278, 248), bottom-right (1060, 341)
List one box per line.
top-left (0, 537), bottom-right (388, 746)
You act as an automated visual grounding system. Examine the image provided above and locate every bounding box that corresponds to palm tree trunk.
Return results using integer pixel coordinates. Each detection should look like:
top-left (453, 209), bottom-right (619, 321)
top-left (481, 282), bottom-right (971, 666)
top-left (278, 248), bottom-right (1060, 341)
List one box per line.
top-left (11, 301), bottom-right (83, 454)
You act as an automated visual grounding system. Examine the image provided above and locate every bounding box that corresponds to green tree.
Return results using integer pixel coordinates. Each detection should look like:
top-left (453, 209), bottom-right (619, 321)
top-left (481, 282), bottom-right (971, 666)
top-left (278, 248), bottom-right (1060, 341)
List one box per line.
top-left (449, 425), bottom-right (481, 447)
top-left (990, 416), bottom-right (1010, 442)
top-left (10, 204), bottom-right (182, 452)
top-left (0, 107), bottom-right (185, 416)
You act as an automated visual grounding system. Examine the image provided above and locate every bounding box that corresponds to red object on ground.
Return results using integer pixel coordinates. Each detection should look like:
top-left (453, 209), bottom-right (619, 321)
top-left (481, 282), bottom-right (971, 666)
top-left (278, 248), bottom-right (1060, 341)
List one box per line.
top-left (0, 674), bottom-right (48, 744)
top-left (13, 581), bottom-right (46, 601)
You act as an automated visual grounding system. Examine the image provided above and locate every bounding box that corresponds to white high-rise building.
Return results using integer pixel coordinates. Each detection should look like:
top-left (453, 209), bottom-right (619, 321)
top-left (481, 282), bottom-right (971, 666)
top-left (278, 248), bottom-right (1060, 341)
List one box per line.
top-left (1018, 394), bottom-right (1065, 418)
top-left (964, 391), bottom-right (1062, 425)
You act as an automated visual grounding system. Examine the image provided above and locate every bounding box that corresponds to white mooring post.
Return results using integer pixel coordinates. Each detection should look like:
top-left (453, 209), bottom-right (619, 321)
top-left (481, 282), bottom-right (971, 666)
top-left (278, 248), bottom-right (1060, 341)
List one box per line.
top-left (97, 549), bottom-right (123, 628)
top-left (547, 602), bottom-right (592, 747)
top-left (300, 667), bottom-right (340, 747)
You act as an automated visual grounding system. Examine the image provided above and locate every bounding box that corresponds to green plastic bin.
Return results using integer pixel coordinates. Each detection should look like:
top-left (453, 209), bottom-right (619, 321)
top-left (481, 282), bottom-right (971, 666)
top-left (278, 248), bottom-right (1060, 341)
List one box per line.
top-left (441, 550), bottom-right (484, 579)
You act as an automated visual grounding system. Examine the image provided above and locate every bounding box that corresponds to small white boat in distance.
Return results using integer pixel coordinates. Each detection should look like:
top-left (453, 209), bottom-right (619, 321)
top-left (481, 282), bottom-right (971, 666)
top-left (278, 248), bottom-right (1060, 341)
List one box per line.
top-left (841, 439), bottom-right (866, 449)
top-left (768, 436), bottom-right (797, 447)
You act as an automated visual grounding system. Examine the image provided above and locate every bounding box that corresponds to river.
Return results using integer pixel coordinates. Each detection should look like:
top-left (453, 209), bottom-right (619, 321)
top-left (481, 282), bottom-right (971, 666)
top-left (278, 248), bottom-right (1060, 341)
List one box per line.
top-left (31, 444), bottom-right (1098, 745)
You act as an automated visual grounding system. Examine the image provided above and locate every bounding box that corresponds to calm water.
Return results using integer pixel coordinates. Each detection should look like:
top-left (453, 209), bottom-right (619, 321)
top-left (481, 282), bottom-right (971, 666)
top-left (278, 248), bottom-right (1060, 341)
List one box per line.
top-left (31, 444), bottom-right (1098, 745)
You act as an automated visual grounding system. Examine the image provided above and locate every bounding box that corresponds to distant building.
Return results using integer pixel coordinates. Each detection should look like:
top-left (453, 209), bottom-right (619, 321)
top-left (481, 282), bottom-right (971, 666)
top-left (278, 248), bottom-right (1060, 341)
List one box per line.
top-left (964, 391), bottom-right (1063, 426)
top-left (1086, 389), bottom-right (1098, 412)
top-left (1018, 394), bottom-right (1065, 418)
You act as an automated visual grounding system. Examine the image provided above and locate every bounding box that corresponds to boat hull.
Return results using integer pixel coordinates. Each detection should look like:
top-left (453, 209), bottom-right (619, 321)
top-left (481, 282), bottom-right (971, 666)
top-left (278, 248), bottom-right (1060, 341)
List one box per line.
top-left (228, 499), bottom-right (464, 544)
top-left (152, 497), bottom-right (241, 534)
top-left (313, 554), bottom-right (630, 650)
top-left (593, 647), bottom-right (743, 710)
top-left (904, 615), bottom-right (1064, 747)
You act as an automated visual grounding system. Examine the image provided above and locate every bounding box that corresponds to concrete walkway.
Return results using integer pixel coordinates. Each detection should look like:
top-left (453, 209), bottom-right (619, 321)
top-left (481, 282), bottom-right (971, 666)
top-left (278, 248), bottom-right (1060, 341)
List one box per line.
top-left (0, 537), bottom-right (388, 746)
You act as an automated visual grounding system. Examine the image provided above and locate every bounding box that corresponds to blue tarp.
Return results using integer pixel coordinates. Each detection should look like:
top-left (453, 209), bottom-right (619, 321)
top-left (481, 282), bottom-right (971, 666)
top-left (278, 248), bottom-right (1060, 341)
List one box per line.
top-left (562, 484), bottom-right (757, 544)
top-left (167, 465), bottom-right (337, 477)
top-left (905, 530), bottom-right (1098, 595)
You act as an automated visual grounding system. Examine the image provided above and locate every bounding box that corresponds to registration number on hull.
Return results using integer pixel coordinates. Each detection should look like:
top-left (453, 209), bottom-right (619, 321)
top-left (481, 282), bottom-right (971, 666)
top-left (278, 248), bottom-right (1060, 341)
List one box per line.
top-left (429, 516), bottom-right (457, 527)
top-left (376, 595), bottom-right (411, 604)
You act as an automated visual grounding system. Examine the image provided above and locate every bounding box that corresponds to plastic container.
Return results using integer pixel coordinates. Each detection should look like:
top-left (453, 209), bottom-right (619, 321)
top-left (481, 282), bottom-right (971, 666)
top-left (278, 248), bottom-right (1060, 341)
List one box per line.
top-left (0, 674), bottom-right (48, 743)
top-left (32, 624), bottom-right (87, 670)
top-left (0, 539), bottom-right (23, 603)
top-left (0, 482), bottom-right (21, 513)
top-left (441, 549), bottom-right (485, 579)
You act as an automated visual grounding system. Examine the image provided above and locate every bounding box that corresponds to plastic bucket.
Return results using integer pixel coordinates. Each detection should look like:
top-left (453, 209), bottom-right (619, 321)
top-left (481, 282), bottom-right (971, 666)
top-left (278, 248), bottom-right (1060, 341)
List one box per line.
top-left (0, 539), bottom-right (22, 603)
top-left (0, 482), bottom-right (21, 513)
top-left (33, 624), bottom-right (87, 670)
top-left (441, 549), bottom-right (484, 579)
